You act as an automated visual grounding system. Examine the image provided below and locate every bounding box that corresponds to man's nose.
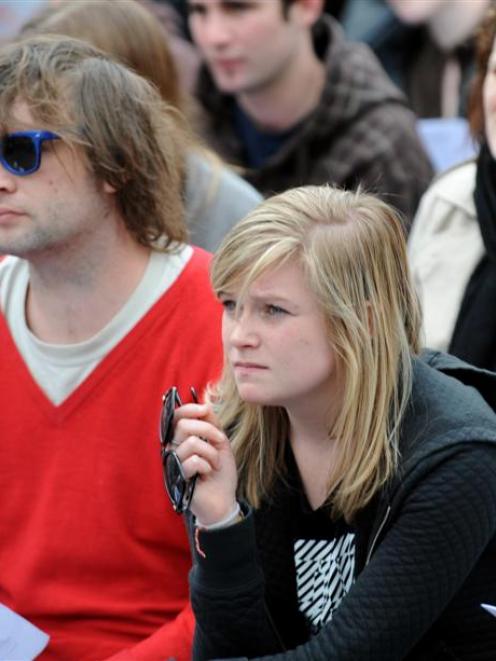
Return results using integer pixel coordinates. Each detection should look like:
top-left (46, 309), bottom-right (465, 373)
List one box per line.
top-left (0, 165), bottom-right (17, 193)
top-left (198, 11), bottom-right (232, 48)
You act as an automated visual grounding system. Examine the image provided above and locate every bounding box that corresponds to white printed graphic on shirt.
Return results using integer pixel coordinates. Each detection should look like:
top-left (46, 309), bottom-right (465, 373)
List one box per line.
top-left (294, 533), bottom-right (355, 632)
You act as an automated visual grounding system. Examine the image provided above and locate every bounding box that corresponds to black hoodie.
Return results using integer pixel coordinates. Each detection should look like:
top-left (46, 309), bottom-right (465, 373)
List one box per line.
top-left (189, 351), bottom-right (496, 661)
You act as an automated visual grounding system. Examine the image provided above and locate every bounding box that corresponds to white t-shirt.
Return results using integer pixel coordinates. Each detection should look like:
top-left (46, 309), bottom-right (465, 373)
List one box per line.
top-left (0, 246), bottom-right (193, 404)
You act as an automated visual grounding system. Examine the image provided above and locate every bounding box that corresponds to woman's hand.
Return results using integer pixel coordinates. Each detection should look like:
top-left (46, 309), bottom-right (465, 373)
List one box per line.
top-left (171, 402), bottom-right (238, 526)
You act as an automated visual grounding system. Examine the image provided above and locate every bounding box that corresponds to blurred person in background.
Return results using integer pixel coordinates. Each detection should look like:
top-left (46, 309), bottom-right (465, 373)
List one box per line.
top-left (386, 0), bottom-right (492, 118)
top-left (140, 0), bottom-right (202, 94)
top-left (24, 0), bottom-right (262, 252)
top-left (337, 0), bottom-right (491, 172)
top-left (409, 5), bottom-right (496, 370)
top-left (0, 0), bottom-right (45, 44)
top-left (340, 0), bottom-right (492, 119)
top-left (187, 0), bottom-right (433, 228)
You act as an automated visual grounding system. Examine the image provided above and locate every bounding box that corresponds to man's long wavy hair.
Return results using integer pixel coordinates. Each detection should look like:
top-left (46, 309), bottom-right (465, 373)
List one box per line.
top-left (0, 35), bottom-right (188, 249)
top-left (210, 186), bottom-right (421, 522)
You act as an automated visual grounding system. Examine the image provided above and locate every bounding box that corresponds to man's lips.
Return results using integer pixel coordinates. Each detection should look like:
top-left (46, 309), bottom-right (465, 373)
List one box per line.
top-left (0, 208), bottom-right (24, 222)
top-left (214, 57), bottom-right (243, 71)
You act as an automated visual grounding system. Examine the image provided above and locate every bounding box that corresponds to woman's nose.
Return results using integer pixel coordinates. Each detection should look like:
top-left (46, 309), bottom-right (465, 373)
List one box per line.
top-left (227, 314), bottom-right (259, 348)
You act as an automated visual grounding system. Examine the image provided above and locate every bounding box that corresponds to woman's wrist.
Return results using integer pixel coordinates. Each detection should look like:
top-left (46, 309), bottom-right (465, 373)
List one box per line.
top-left (195, 502), bottom-right (243, 531)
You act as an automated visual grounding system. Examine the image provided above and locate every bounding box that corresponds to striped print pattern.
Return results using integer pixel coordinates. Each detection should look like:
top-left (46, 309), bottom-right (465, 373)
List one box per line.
top-left (294, 532), bottom-right (356, 632)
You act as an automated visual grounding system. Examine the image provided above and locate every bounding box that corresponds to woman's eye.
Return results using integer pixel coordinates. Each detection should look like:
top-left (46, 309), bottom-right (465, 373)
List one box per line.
top-left (221, 299), bottom-right (236, 313)
top-left (265, 304), bottom-right (287, 316)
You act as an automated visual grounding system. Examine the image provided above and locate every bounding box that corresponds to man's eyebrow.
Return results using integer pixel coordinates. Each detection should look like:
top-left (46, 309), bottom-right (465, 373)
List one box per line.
top-left (221, 0), bottom-right (255, 7)
top-left (186, 1), bottom-right (202, 11)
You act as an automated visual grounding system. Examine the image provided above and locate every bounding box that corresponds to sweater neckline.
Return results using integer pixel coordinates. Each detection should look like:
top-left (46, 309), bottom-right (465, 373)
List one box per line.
top-left (0, 249), bottom-right (200, 422)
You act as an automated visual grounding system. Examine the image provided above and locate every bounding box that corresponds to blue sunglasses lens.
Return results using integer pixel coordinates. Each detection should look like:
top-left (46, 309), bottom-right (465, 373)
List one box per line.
top-left (2, 134), bottom-right (38, 174)
top-left (1, 132), bottom-right (59, 175)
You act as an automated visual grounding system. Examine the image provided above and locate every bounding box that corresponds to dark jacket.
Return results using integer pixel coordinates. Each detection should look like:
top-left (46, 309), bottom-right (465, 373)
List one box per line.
top-left (196, 16), bottom-right (433, 228)
top-left (189, 351), bottom-right (496, 660)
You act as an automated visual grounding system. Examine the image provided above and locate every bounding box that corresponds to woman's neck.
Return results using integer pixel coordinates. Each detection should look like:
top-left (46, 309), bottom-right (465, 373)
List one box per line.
top-left (289, 415), bottom-right (338, 511)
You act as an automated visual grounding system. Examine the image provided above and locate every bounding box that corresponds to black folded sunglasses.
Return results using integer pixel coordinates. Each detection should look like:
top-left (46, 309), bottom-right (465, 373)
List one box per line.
top-left (159, 386), bottom-right (199, 514)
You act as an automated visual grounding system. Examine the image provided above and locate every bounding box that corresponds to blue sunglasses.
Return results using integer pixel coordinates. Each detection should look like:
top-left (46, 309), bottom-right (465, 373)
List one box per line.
top-left (0, 130), bottom-right (59, 176)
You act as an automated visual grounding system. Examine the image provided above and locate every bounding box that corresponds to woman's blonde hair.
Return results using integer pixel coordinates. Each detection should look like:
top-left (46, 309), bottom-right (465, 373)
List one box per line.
top-left (211, 185), bottom-right (421, 522)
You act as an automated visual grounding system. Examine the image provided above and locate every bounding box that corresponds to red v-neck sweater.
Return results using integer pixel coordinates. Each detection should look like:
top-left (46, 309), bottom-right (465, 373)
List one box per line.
top-left (0, 248), bottom-right (223, 661)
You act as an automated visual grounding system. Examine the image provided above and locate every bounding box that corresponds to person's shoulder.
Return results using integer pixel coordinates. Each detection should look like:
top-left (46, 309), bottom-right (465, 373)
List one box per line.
top-left (0, 254), bottom-right (19, 269)
top-left (318, 20), bottom-right (424, 159)
top-left (187, 150), bottom-right (262, 209)
top-left (153, 247), bottom-right (221, 324)
top-left (419, 349), bottom-right (496, 408)
top-left (215, 163), bottom-right (262, 206)
top-left (185, 151), bottom-right (262, 251)
top-left (181, 243), bottom-right (214, 273)
top-left (177, 245), bottom-right (219, 301)
top-left (0, 256), bottom-right (27, 315)
top-left (422, 159), bottom-right (477, 212)
top-left (153, 244), bottom-right (213, 286)
top-left (388, 354), bottom-right (496, 505)
top-left (405, 351), bottom-right (496, 454)
top-left (0, 255), bottom-right (24, 288)
top-left (408, 159), bottom-right (478, 250)
top-left (320, 15), bottom-right (406, 106)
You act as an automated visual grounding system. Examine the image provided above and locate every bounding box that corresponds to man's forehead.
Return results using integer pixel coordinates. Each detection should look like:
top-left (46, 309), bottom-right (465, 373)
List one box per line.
top-left (3, 99), bottom-right (39, 131)
top-left (188, 0), bottom-right (268, 8)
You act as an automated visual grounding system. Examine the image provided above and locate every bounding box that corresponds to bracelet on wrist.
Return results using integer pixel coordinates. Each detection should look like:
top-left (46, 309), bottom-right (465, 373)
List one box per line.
top-left (195, 502), bottom-right (243, 531)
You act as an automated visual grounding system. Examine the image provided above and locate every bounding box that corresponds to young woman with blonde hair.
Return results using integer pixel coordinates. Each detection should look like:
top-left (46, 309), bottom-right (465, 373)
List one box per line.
top-left (165, 185), bottom-right (496, 660)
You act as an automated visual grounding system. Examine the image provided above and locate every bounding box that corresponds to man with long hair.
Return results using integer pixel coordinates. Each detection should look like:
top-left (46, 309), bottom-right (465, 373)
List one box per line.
top-left (0, 35), bottom-right (222, 660)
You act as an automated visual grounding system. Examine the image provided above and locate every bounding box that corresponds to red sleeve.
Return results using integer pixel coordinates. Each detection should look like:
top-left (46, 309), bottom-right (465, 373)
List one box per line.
top-left (104, 602), bottom-right (195, 661)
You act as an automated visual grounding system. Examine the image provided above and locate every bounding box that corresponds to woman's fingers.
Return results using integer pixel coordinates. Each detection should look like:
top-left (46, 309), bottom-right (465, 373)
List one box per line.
top-left (174, 402), bottom-right (209, 421)
top-left (180, 454), bottom-right (216, 480)
top-left (175, 434), bottom-right (221, 472)
top-left (167, 401), bottom-right (238, 524)
top-left (173, 408), bottom-right (227, 449)
top-left (174, 402), bottom-right (220, 428)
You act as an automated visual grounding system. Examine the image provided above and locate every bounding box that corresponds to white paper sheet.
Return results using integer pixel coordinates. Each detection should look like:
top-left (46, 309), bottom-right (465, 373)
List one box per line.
top-left (0, 603), bottom-right (49, 660)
